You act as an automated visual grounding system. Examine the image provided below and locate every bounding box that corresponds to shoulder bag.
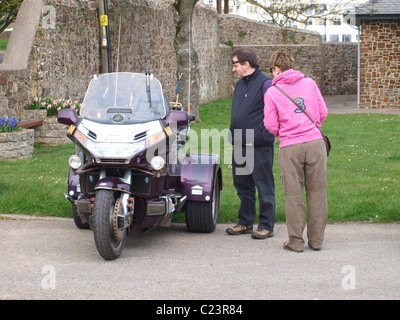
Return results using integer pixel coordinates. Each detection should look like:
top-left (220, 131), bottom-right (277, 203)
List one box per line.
top-left (274, 85), bottom-right (331, 156)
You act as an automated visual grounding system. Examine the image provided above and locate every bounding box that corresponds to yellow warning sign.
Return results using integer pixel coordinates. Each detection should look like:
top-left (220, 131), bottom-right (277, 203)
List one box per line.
top-left (100, 15), bottom-right (108, 26)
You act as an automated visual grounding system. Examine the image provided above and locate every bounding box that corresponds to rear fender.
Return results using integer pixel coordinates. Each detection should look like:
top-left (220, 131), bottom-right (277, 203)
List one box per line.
top-left (180, 153), bottom-right (222, 202)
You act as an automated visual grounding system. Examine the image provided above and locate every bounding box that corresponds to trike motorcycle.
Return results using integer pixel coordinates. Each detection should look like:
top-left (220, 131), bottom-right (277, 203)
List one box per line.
top-left (58, 72), bottom-right (222, 260)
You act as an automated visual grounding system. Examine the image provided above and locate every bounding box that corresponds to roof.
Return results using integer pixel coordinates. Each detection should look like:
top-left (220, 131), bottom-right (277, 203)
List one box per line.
top-left (345, 0), bottom-right (400, 25)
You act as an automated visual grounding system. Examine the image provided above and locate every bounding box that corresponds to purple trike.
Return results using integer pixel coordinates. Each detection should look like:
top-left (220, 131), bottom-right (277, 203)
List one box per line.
top-left (58, 72), bottom-right (222, 260)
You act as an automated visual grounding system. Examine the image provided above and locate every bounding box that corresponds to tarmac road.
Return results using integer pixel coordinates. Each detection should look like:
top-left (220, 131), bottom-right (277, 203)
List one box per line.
top-left (0, 214), bottom-right (399, 300)
top-left (1, 98), bottom-right (400, 302)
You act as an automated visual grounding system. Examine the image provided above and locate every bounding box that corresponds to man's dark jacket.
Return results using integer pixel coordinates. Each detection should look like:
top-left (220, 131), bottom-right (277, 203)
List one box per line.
top-left (230, 68), bottom-right (275, 147)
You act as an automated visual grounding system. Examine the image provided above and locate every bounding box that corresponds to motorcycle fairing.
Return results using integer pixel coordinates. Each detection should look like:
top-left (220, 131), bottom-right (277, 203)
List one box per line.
top-left (95, 177), bottom-right (131, 193)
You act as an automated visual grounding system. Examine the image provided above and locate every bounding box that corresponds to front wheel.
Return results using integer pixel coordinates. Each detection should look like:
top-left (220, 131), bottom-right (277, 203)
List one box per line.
top-left (185, 179), bottom-right (220, 233)
top-left (92, 189), bottom-right (126, 260)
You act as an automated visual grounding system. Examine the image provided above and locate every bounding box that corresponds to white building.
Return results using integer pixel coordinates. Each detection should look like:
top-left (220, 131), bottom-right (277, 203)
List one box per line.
top-left (201, 0), bottom-right (369, 42)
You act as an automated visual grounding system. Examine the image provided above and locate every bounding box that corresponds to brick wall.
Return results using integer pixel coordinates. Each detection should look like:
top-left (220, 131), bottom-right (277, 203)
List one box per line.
top-left (360, 20), bottom-right (400, 109)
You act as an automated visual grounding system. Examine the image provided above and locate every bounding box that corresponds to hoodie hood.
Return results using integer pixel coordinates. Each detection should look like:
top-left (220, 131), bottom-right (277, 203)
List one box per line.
top-left (272, 69), bottom-right (304, 85)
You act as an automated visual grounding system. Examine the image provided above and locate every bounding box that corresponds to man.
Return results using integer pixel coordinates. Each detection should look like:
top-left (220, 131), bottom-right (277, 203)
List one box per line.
top-left (226, 47), bottom-right (276, 239)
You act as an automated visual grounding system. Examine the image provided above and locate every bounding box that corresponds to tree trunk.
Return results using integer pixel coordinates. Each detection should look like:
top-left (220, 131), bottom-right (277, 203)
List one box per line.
top-left (173, 0), bottom-right (201, 121)
top-left (224, 0), bottom-right (229, 14)
top-left (217, 0), bottom-right (221, 14)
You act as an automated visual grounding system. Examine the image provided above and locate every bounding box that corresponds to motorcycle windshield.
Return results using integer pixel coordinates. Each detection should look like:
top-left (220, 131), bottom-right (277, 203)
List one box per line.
top-left (80, 72), bottom-right (168, 124)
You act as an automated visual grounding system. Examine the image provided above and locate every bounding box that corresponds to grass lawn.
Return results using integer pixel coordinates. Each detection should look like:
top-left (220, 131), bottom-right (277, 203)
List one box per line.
top-left (0, 39), bottom-right (8, 51)
top-left (1, 98), bottom-right (399, 223)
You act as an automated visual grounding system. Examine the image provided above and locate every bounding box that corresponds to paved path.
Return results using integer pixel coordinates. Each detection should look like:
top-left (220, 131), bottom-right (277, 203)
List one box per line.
top-left (0, 215), bottom-right (399, 300)
top-left (325, 95), bottom-right (400, 114)
top-left (1, 94), bottom-right (399, 302)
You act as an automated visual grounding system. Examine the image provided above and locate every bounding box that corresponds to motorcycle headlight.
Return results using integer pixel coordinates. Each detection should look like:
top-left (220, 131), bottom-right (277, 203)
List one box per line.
top-left (150, 156), bottom-right (165, 171)
top-left (86, 139), bottom-right (146, 159)
top-left (68, 155), bottom-right (82, 170)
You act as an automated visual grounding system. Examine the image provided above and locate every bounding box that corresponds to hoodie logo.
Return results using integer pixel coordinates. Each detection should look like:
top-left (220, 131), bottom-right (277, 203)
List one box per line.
top-left (294, 98), bottom-right (306, 113)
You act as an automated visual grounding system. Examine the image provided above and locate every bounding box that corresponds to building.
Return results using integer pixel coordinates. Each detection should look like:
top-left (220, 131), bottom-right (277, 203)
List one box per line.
top-left (202, 0), bottom-right (368, 42)
top-left (349, 0), bottom-right (400, 109)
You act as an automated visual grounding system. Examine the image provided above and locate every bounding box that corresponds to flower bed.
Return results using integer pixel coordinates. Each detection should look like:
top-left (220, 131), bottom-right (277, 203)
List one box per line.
top-left (27, 97), bottom-right (81, 117)
top-left (21, 96), bottom-right (81, 146)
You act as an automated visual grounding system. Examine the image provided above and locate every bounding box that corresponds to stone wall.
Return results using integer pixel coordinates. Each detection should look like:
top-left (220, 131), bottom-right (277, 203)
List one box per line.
top-left (33, 118), bottom-right (70, 145)
top-left (218, 14), bottom-right (322, 46)
top-left (218, 15), bottom-right (358, 96)
top-left (0, 129), bottom-right (34, 161)
top-left (321, 42), bottom-right (358, 95)
top-left (0, 1), bottom-right (358, 124)
top-left (248, 45), bottom-right (324, 89)
top-left (0, 0), bottom-right (233, 119)
top-left (360, 20), bottom-right (400, 109)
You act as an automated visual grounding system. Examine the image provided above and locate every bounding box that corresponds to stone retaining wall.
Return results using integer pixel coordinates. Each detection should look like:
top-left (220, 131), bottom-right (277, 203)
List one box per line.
top-left (0, 129), bottom-right (34, 161)
top-left (33, 117), bottom-right (70, 146)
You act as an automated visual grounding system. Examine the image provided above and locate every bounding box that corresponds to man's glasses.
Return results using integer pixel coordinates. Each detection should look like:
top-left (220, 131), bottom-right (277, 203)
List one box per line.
top-left (269, 67), bottom-right (276, 73)
top-left (232, 60), bottom-right (242, 65)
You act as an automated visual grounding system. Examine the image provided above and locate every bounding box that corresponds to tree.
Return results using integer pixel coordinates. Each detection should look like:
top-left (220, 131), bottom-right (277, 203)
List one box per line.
top-left (172, 0), bottom-right (201, 120)
top-left (240, 0), bottom-right (350, 28)
top-left (0, 0), bottom-right (23, 33)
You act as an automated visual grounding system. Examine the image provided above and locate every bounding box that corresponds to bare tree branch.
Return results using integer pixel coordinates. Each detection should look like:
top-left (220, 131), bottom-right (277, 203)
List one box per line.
top-left (241, 0), bottom-right (352, 28)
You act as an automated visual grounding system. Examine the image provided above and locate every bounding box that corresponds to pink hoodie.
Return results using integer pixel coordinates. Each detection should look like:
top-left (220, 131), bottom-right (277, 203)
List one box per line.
top-left (264, 69), bottom-right (328, 148)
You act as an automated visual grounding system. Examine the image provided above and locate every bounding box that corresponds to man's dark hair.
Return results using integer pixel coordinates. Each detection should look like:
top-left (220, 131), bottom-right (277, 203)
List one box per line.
top-left (231, 47), bottom-right (260, 69)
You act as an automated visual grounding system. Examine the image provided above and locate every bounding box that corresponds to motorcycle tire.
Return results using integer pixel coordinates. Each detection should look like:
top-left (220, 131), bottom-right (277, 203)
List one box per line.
top-left (92, 189), bottom-right (126, 260)
top-left (185, 179), bottom-right (220, 233)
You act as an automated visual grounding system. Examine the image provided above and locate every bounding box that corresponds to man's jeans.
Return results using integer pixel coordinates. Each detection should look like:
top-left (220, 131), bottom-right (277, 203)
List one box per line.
top-left (232, 144), bottom-right (275, 232)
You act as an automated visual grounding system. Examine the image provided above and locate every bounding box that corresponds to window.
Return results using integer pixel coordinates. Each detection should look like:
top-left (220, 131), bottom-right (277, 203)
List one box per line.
top-left (342, 34), bottom-right (352, 42)
top-left (330, 34), bottom-right (339, 42)
top-left (247, 5), bottom-right (257, 14)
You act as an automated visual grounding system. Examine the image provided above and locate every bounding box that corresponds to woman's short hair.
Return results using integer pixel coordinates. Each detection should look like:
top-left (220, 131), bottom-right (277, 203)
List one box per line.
top-left (231, 47), bottom-right (260, 69)
top-left (270, 49), bottom-right (295, 72)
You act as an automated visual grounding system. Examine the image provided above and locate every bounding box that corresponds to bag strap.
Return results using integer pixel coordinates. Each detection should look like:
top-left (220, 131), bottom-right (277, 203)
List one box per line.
top-left (274, 84), bottom-right (325, 138)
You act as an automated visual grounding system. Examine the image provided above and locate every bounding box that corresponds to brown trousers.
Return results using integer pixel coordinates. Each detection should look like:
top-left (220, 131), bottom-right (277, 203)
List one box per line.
top-left (278, 139), bottom-right (328, 251)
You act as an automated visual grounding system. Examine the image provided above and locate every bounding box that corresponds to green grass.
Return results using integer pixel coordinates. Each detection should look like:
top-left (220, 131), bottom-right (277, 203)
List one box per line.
top-left (1, 99), bottom-right (399, 223)
top-left (0, 39), bottom-right (8, 51)
top-left (0, 144), bottom-right (72, 217)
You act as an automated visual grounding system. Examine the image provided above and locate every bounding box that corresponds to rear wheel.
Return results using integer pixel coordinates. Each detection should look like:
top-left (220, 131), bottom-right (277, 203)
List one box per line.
top-left (185, 179), bottom-right (220, 233)
top-left (92, 189), bottom-right (126, 260)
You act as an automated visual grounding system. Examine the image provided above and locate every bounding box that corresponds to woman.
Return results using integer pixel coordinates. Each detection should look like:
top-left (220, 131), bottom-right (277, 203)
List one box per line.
top-left (264, 49), bottom-right (328, 252)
